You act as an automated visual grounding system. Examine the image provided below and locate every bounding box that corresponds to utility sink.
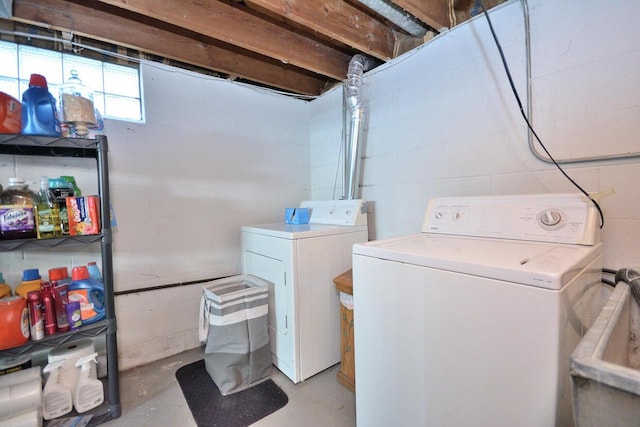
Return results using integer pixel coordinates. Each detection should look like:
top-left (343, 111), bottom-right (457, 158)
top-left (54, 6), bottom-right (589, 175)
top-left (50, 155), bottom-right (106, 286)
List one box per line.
top-left (570, 282), bottom-right (640, 427)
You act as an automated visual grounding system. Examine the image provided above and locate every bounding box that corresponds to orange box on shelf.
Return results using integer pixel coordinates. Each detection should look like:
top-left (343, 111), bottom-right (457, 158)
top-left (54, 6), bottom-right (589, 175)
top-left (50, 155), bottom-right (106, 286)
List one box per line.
top-left (0, 92), bottom-right (21, 134)
top-left (66, 195), bottom-right (101, 236)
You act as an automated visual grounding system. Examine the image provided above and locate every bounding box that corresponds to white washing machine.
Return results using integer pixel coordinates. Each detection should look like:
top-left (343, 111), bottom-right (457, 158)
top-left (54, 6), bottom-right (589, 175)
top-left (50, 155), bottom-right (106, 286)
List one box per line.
top-left (352, 193), bottom-right (606, 427)
top-left (241, 199), bottom-right (368, 383)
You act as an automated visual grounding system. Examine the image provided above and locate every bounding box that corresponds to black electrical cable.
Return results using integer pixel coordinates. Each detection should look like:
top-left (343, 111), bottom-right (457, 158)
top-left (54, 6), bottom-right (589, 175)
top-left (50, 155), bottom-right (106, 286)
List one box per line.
top-left (602, 278), bottom-right (616, 287)
top-left (478, 1), bottom-right (605, 229)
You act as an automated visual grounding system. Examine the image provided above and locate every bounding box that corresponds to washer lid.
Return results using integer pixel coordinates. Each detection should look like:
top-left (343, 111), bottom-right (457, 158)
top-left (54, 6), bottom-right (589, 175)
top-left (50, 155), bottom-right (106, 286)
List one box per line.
top-left (241, 222), bottom-right (368, 239)
top-left (353, 234), bottom-right (602, 290)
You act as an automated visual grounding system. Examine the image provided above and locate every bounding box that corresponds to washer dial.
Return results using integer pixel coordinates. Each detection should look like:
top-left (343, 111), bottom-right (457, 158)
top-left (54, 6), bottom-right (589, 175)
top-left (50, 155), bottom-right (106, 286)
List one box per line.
top-left (538, 209), bottom-right (564, 229)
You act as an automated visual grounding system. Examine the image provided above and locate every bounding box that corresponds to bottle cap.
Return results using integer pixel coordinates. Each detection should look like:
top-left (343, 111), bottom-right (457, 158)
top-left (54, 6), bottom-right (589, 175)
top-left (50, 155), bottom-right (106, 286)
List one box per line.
top-left (22, 268), bottom-right (41, 281)
top-left (8, 177), bottom-right (26, 187)
top-left (48, 177), bottom-right (73, 189)
top-left (28, 74), bottom-right (48, 89)
top-left (48, 267), bottom-right (69, 282)
top-left (71, 266), bottom-right (90, 281)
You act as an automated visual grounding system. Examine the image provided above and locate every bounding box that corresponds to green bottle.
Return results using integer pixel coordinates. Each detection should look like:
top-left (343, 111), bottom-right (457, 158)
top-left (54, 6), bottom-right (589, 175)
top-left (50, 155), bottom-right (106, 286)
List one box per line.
top-left (36, 176), bottom-right (62, 239)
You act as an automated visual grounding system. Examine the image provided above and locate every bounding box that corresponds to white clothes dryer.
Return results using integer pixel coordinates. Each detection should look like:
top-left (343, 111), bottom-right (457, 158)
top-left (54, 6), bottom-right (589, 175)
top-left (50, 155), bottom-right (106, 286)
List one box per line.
top-left (352, 194), bottom-right (606, 427)
top-left (241, 199), bottom-right (368, 383)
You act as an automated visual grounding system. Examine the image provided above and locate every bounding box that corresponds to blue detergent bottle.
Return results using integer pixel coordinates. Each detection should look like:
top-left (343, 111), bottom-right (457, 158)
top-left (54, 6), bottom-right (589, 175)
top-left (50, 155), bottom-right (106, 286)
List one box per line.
top-left (68, 266), bottom-right (105, 325)
top-left (21, 74), bottom-right (61, 137)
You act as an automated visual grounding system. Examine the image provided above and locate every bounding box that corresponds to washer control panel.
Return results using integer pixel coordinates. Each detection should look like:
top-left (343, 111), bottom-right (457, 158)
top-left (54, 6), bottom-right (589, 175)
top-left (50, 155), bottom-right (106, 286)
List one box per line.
top-left (423, 193), bottom-right (599, 245)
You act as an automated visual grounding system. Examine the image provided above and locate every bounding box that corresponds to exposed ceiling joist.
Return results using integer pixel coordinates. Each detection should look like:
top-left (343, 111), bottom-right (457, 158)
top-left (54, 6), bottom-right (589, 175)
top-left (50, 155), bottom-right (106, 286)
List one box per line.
top-left (12, 0), bottom-right (328, 96)
top-left (92, 0), bottom-right (352, 80)
top-left (243, 0), bottom-right (410, 61)
top-left (2, 0), bottom-right (508, 97)
top-left (389, 0), bottom-right (450, 30)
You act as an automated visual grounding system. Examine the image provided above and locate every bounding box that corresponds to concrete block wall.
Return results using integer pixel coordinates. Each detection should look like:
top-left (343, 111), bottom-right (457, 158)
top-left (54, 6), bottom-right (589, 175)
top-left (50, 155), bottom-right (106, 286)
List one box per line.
top-left (310, 0), bottom-right (640, 270)
top-left (107, 64), bottom-right (311, 369)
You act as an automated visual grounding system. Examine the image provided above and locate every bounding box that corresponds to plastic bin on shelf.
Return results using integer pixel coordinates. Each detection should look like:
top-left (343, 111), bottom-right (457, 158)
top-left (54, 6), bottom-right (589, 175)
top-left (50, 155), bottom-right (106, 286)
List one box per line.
top-left (570, 282), bottom-right (640, 427)
top-left (198, 274), bottom-right (271, 396)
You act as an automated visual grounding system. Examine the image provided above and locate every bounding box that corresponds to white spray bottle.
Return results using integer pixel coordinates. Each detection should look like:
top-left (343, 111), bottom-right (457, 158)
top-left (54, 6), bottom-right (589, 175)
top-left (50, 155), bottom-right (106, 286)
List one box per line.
top-left (42, 359), bottom-right (73, 420)
top-left (73, 352), bottom-right (104, 413)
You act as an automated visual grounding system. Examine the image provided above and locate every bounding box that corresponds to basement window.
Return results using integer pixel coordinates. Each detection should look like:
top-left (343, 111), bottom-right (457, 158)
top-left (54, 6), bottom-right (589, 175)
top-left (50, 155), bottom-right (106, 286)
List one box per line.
top-left (0, 41), bottom-right (142, 122)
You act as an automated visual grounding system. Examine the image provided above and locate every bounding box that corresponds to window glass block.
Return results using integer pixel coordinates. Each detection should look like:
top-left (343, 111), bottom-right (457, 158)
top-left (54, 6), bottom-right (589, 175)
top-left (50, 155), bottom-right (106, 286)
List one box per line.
top-left (63, 54), bottom-right (104, 92)
top-left (93, 92), bottom-right (106, 116)
top-left (0, 41), bottom-right (18, 78)
top-left (2, 41), bottom-right (142, 122)
top-left (104, 63), bottom-right (140, 97)
top-left (0, 77), bottom-right (20, 100)
top-left (18, 45), bottom-right (63, 84)
top-left (105, 94), bottom-right (142, 120)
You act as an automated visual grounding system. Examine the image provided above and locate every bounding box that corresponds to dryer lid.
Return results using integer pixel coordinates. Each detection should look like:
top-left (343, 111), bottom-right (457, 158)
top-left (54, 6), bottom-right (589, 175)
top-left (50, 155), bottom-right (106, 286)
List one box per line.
top-left (241, 222), bottom-right (368, 239)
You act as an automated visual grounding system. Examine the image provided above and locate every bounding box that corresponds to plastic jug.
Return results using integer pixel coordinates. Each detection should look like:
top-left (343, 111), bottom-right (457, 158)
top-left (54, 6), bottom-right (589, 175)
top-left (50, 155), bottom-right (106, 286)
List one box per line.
top-left (68, 266), bottom-right (104, 325)
top-left (20, 74), bottom-right (61, 137)
top-left (49, 177), bottom-right (74, 236)
top-left (35, 176), bottom-right (62, 239)
top-left (15, 269), bottom-right (42, 299)
top-left (0, 296), bottom-right (29, 350)
top-left (0, 272), bottom-right (10, 298)
top-left (0, 178), bottom-right (39, 240)
top-left (48, 267), bottom-right (70, 286)
top-left (87, 262), bottom-right (102, 281)
top-left (0, 91), bottom-right (21, 134)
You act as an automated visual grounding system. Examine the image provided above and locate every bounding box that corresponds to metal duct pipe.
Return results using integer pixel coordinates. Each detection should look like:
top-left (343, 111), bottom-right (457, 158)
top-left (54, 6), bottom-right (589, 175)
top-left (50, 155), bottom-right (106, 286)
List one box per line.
top-left (357, 0), bottom-right (428, 37)
top-left (343, 54), bottom-right (373, 200)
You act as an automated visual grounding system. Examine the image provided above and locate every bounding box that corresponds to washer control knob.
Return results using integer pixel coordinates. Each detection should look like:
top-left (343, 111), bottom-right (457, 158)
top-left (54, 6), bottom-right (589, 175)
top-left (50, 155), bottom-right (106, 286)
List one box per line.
top-left (539, 209), bottom-right (563, 227)
top-left (434, 212), bottom-right (444, 220)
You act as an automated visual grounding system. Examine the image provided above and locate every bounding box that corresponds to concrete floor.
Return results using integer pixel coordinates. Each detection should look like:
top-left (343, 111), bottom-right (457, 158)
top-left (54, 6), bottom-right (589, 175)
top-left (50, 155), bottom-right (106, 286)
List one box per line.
top-left (103, 347), bottom-right (356, 427)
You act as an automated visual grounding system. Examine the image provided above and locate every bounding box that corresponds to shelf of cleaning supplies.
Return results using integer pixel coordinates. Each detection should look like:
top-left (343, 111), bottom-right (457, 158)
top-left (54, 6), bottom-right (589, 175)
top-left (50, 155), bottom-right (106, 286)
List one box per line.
top-left (41, 379), bottom-right (115, 427)
top-left (0, 320), bottom-right (108, 357)
top-left (0, 234), bottom-right (104, 251)
top-left (1, 134), bottom-right (120, 424)
top-left (0, 133), bottom-right (99, 158)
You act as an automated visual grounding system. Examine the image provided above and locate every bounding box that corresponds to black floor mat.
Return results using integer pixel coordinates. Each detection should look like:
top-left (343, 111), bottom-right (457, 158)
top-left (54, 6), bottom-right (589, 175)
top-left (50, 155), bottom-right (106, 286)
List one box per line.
top-left (175, 359), bottom-right (288, 427)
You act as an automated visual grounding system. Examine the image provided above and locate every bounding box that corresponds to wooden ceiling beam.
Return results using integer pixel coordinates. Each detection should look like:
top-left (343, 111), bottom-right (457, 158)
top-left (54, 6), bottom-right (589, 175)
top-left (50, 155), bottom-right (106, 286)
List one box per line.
top-left (389, 0), bottom-right (449, 30)
top-left (11, 0), bottom-right (329, 96)
top-left (91, 0), bottom-right (353, 80)
top-left (243, 0), bottom-right (399, 61)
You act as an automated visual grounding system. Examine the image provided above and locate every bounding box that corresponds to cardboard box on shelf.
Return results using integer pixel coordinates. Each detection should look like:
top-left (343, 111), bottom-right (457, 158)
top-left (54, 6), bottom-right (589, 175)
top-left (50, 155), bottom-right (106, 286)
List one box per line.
top-left (66, 196), bottom-right (101, 236)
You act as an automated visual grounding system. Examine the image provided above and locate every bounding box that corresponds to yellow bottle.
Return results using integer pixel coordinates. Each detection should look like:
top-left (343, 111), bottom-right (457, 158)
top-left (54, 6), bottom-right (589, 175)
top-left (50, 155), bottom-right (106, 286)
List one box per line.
top-left (0, 272), bottom-right (10, 298)
top-left (36, 176), bottom-right (62, 239)
top-left (15, 269), bottom-right (42, 298)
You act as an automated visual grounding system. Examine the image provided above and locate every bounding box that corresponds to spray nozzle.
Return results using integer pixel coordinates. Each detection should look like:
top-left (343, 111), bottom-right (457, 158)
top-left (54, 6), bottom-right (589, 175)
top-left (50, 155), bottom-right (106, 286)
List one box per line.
top-left (75, 352), bottom-right (98, 369)
top-left (43, 359), bottom-right (67, 374)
